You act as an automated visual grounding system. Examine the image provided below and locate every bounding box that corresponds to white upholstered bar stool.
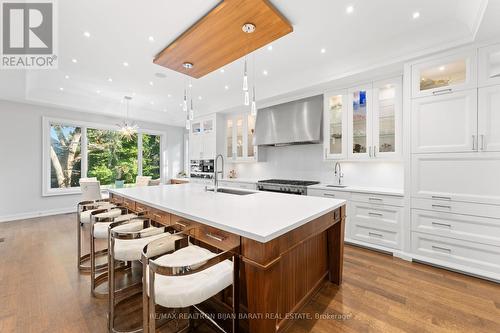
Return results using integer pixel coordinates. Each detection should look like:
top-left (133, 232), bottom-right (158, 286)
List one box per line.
top-left (108, 218), bottom-right (182, 333)
top-left (142, 233), bottom-right (240, 333)
top-left (136, 176), bottom-right (152, 187)
top-left (77, 199), bottom-right (117, 272)
top-left (89, 206), bottom-right (138, 298)
top-left (80, 178), bottom-right (102, 201)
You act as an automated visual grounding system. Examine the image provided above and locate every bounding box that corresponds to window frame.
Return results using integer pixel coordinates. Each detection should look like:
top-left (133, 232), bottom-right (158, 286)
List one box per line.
top-left (42, 117), bottom-right (165, 197)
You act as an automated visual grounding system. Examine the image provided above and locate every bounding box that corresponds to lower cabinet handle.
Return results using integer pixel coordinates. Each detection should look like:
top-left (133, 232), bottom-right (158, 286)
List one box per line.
top-left (206, 232), bottom-right (225, 242)
top-left (368, 232), bottom-right (383, 238)
top-left (432, 222), bottom-right (452, 228)
top-left (369, 146), bottom-right (372, 157)
top-left (369, 197), bottom-right (383, 201)
top-left (175, 221), bottom-right (188, 228)
top-left (432, 88), bottom-right (452, 95)
top-left (432, 245), bottom-right (452, 254)
top-left (431, 195), bottom-right (451, 200)
top-left (432, 204), bottom-right (452, 209)
top-left (368, 212), bottom-right (383, 217)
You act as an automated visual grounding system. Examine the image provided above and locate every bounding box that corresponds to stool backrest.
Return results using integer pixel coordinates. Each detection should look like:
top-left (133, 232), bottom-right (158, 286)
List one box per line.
top-left (80, 179), bottom-right (102, 201)
top-left (148, 179), bottom-right (161, 186)
top-left (136, 176), bottom-right (152, 187)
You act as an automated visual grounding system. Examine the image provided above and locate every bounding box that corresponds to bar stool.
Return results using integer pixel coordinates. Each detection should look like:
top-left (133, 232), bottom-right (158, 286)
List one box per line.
top-left (77, 199), bottom-right (117, 272)
top-left (90, 206), bottom-right (138, 298)
top-left (142, 233), bottom-right (240, 333)
top-left (108, 218), bottom-right (182, 333)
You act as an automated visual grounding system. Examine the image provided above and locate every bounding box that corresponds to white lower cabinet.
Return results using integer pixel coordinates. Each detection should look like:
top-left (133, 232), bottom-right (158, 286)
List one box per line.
top-left (411, 232), bottom-right (500, 278)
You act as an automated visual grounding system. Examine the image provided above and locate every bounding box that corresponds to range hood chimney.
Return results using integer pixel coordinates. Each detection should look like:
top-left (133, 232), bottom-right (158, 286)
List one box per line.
top-left (254, 95), bottom-right (323, 146)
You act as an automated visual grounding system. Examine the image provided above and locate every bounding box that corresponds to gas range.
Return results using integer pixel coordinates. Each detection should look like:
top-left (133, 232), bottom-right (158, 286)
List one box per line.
top-left (257, 179), bottom-right (320, 195)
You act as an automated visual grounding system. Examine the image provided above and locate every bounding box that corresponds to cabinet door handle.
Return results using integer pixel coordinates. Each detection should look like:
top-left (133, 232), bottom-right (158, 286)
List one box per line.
top-left (432, 245), bottom-right (452, 254)
top-left (369, 197), bottom-right (383, 201)
top-left (432, 88), bottom-right (452, 95)
top-left (472, 135), bottom-right (476, 151)
top-left (369, 146), bottom-right (372, 157)
top-left (368, 232), bottom-right (383, 238)
top-left (480, 134), bottom-right (485, 150)
top-left (431, 195), bottom-right (451, 200)
top-left (373, 146), bottom-right (377, 157)
top-left (368, 212), bottom-right (383, 217)
top-left (432, 222), bottom-right (452, 228)
top-left (206, 232), bottom-right (226, 242)
top-left (432, 204), bottom-right (452, 209)
top-left (323, 193), bottom-right (336, 197)
top-left (175, 221), bottom-right (189, 228)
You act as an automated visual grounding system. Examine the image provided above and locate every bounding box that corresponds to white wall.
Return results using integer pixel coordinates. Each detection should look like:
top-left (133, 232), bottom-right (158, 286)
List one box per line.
top-left (0, 99), bottom-right (185, 222)
top-left (229, 144), bottom-right (404, 189)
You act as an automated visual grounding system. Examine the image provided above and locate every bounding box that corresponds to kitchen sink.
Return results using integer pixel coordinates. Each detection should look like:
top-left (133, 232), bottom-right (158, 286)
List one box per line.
top-left (207, 188), bottom-right (256, 195)
top-left (325, 185), bottom-right (348, 188)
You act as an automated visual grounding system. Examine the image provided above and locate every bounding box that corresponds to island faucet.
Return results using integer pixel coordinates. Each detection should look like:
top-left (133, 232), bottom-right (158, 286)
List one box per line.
top-left (214, 154), bottom-right (224, 192)
top-left (334, 161), bottom-right (344, 185)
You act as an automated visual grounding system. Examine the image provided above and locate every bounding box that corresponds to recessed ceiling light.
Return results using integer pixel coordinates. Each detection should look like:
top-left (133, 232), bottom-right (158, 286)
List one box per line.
top-left (183, 62), bottom-right (193, 69)
top-left (320, 48), bottom-right (326, 54)
top-left (346, 5), bottom-right (354, 14)
top-left (188, 83), bottom-right (193, 88)
top-left (198, 96), bottom-right (202, 100)
top-left (64, 75), bottom-right (70, 79)
top-left (59, 87), bottom-right (64, 91)
top-left (179, 103), bottom-right (183, 107)
top-left (107, 77), bottom-right (113, 82)
top-left (131, 92), bottom-right (136, 96)
top-left (149, 81), bottom-right (154, 86)
top-left (412, 12), bottom-right (420, 19)
top-left (148, 36), bottom-right (155, 42)
top-left (224, 85), bottom-right (229, 90)
top-left (167, 94), bottom-right (172, 98)
top-left (71, 58), bottom-right (78, 63)
top-left (150, 101), bottom-right (155, 105)
top-left (267, 45), bottom-right (273, 51)
top-left (262, 70), bottom-right (268, 76)
top-left (96, 90), bottom-right (101, 94)
top-left (83, 31), bottom-right (91, 38)
top-left (220, 68), bottom-right (225, 73)
top-left (123, 62), bottom-right (129, 67)
top-left (439, 66), bottom-right (445, 71)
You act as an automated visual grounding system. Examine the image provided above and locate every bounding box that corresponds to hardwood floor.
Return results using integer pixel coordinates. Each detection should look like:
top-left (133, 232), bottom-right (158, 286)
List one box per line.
top-left (1, 213), bottom-right (500, 333)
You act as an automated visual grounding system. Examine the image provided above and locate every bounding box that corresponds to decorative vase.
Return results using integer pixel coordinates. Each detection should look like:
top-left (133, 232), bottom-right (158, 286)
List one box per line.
top-left (115, 180), bottom-right (125, 188)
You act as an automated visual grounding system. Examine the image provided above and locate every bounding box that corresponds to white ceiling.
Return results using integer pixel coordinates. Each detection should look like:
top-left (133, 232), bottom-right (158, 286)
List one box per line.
top-left (0, 0), bottom-right (497, 127)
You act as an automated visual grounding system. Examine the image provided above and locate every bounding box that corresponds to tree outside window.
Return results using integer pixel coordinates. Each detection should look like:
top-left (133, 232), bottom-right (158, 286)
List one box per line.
top-left (142, 134), bottom-right (161, 179)
top-left (50, 125), bottom-right (82, 188)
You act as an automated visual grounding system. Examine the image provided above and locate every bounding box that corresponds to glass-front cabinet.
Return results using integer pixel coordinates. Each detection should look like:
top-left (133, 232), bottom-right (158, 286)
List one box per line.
top-left (324, 78), bottom-right (402, 160)
top-left (411, 50), bottom-right (477, 98)
top-left (323, 90), bottom-right (348, 159)
top-left (373, 77), bottom-right (402, 158)
top-left (479, 43), bottom-right (500, 87)
top-left (225, 112), bottom-right (257, 162)
top-left (348, 85), bottom-right (373, 159)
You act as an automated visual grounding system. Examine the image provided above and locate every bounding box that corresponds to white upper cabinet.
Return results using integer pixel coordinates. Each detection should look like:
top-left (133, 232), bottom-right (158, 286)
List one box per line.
top-left (411, 50), bottom-right (477, 98)
top-left (411, 89), bottom-right (478, 153)
top-left (372, 77), bottom-right (402, 158)
top-left (188, 114), bottom-right (219, 160)
top-left (479, 43), bottom-right (500, 87)
top-left (225, 112), bottom-right (257, 162)
top-left (478, 85), bottom-right (500, 152)
top-left (323, 90), bottom-right (348, 160)
top-left (348, 84), bottom-right (373, 159)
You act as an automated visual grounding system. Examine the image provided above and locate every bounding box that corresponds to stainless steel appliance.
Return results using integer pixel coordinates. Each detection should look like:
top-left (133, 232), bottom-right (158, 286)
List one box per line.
top-left (190, 159), bottom-right (215, 179)
top-left (254, 95), bottom-right (323, 146)
top-left (257, 179), bottom-right (320, 195)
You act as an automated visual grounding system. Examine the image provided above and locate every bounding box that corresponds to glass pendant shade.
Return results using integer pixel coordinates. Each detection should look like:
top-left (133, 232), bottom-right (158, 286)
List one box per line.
top-left (243, 58), bottom-right (248, 91)
top-left (117, 97), bottom-right (138, 139)
top-left (244, 91), bottom-right (250, 106)
top-left (185, 119), bottom-right (191, 130)
top-left (250, 85), bottom-right (257, 115)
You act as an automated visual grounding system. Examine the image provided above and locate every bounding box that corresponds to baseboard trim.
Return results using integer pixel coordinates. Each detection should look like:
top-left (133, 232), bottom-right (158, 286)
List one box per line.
top-left (0, 207), bottom-right (74, 223)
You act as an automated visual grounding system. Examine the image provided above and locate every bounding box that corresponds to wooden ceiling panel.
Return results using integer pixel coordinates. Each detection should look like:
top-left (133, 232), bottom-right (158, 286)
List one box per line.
top-left (153, 0), bottom-right (293, 78)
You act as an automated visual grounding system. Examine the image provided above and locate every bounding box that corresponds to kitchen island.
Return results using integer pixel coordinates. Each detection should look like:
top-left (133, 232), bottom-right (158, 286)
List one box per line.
top-left (108, 184), bottom-right (346, 333)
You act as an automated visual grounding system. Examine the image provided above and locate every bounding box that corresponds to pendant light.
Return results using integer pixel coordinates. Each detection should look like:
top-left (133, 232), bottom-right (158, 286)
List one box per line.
top-left (251, 53), bottom-right (257, 116)
top-left (183, 88), bottom-right (188, 112)
top-left (117, 96), bottom-right (138, 139)
top-left (189, 99), bottom-right (194, 120)
top-left (243, 57), bottom-right (249, 91)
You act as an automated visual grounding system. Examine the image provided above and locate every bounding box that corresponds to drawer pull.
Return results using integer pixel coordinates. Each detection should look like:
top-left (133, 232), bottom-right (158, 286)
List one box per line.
top-left (432, 245), bottom-right (452, 254)
top-left (206, 232), bottom-right (226, 242)
top-left (323, 193), bottom-right (336, 197)
top-left (368, 197), bottom-right (383, 201)
top-left (432, 222), bottom-right (452, 228)
top-left (368, 232), bottom-right (383, 238)
top-left (432, 204), bottom-right (452, 209)
top-left (431, 196), bottom-right (451, 200)
top-left (368, 212), bottom-right (383, 217)
top-left (175, 221), bottom-right (189, 228)
top-left (432, 88), bottom-right (452, 95)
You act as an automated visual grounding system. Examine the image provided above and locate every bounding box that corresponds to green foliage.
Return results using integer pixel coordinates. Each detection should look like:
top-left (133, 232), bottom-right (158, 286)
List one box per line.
top-left (142, 134), bottom-right (161, 179)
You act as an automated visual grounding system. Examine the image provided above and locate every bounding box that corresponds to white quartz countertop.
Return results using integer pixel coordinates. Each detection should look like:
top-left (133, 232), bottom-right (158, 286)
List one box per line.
top-left (309, 184), bottom-right (404, 196)
top-left (109, 184), bottom-right (345, 243)
top-left (220, 178), bottom-right (260, 184)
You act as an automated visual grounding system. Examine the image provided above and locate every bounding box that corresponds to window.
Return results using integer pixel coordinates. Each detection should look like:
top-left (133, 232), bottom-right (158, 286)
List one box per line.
top-left (142, 134), bottom-right (160, 179)
top-left (50, 124), bottom-right (82, 188)
top-left (87, 129), bottom-right (138, 185)
top-left (43, 117), bottom-right (164, 196)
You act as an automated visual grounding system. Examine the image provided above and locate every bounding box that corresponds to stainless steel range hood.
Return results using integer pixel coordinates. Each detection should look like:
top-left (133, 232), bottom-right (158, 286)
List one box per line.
top-left (254, 95), bottom-right (323, 146)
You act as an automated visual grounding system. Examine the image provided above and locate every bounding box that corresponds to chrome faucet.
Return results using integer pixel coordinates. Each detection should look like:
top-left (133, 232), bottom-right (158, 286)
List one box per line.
top-left (334, 162), bottom-right (344, 185)
top-left (214, 154), bottom-right (224, 193)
